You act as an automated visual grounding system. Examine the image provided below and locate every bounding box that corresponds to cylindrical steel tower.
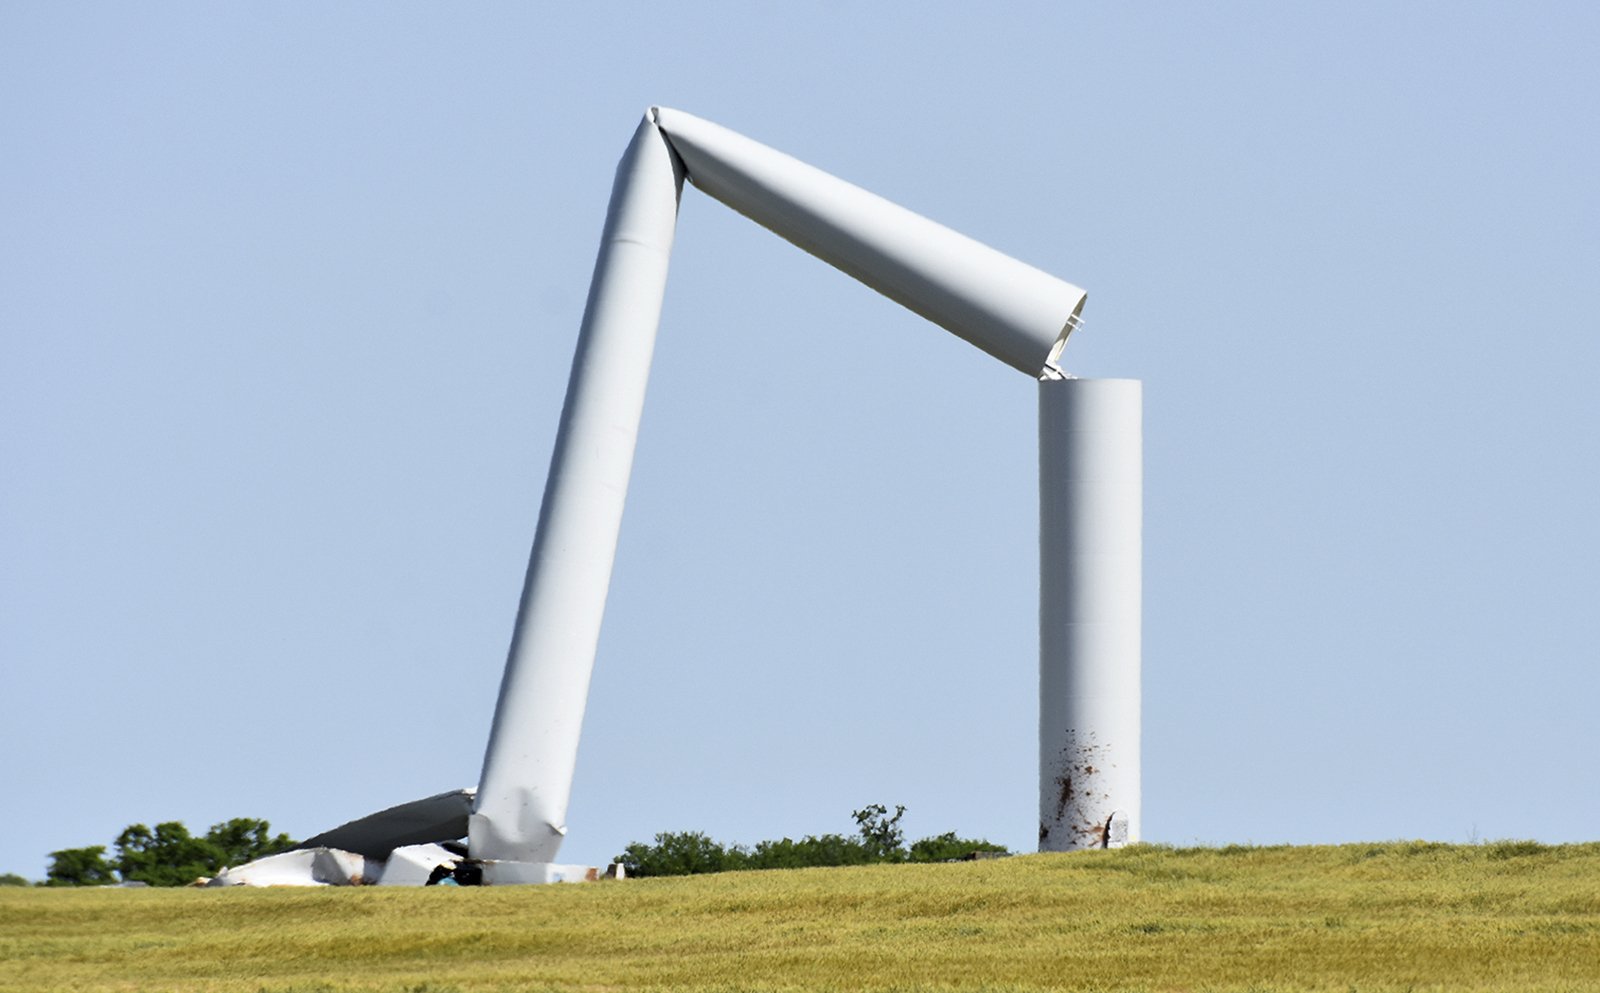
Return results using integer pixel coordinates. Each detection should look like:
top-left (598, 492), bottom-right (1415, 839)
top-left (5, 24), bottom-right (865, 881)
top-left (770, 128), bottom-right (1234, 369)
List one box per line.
top-left (1039, 378), bottom-right (1142, 850)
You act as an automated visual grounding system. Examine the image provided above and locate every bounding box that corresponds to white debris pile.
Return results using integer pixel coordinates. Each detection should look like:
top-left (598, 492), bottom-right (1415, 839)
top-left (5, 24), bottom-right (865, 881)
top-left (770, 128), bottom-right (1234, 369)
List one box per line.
top-left (208, 843), bottom-right (618, 888)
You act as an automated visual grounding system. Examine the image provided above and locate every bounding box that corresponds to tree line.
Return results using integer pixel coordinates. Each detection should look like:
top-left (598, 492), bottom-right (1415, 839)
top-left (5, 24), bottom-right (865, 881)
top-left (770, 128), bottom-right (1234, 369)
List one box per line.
top-left (617, 804), bottom-right (1007, 877)
top-left (3, 805), bottom-right (1005, 885)
top-left (30, 819), bottom-right (296, 887)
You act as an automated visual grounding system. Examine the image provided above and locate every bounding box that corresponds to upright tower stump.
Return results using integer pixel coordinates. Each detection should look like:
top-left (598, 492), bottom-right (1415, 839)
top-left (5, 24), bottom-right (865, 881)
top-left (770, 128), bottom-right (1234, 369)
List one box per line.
top-left (1039, 378), bottom-right (1142, 850)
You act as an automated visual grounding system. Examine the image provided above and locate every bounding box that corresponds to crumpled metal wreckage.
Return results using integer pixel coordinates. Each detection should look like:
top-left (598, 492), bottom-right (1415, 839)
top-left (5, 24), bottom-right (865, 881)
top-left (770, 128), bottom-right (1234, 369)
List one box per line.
top-left (206, 790), bottom-right (618, 887)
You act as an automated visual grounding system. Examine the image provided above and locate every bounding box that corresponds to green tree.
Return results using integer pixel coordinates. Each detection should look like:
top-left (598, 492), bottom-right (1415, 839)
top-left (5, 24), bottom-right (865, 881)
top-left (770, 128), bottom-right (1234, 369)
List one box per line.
top-left (205, 818), bottom-right (295, 868)
top-left (42, 817), bottom-right (297, 887)
top-left (0, 872), bottom-right (32, 887)
top-left (44, 846), bottom-right (117, 887)
top-left (114, 822), bottom-right (224, 886)
top-left (852, 803), bottom-right (906, 861)
top-left (618, 831), bottom-right (733, 877)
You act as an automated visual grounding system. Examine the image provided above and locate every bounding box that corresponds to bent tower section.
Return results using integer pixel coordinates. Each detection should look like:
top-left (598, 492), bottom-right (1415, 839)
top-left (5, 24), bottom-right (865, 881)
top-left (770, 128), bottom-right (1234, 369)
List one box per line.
top-left (471, 113), bottom-right (683, 863)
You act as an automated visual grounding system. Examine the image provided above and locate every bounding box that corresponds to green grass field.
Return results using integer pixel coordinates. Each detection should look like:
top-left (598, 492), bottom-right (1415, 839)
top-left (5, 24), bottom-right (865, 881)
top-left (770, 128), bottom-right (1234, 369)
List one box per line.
top-left (4, 842), bottom-right (1599, 993)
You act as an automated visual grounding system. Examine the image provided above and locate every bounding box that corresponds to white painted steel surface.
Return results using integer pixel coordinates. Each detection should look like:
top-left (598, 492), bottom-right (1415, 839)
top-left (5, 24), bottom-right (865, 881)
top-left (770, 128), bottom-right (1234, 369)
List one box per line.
top-left (471, 112), bottom-right (683, 863)
top-left (653, 107), bottom-right (1086, 377)
top-left (1038, 379), bottom-right (1141, 851)
top-left (478, 861), bottom-right (599, 885)
top-left (374, 843), bottom-right (458, 886)
top-left (205, 849), bottom-right (329, 887)
top-left (207, 847), bottom-right (377, 887)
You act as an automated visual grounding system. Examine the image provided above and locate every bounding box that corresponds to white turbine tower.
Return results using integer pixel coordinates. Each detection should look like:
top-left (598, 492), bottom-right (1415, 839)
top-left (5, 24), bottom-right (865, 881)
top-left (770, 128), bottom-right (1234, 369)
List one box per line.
top-left (227, 108), bottom-right (1140, 885)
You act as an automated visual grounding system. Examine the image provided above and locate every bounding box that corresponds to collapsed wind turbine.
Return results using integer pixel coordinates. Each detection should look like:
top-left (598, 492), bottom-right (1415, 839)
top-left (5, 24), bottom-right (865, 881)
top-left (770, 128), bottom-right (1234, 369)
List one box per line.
top-left (215, 107), bottom-right (1140, 886)
top-left (473, 107), bottom-right (1140, 868)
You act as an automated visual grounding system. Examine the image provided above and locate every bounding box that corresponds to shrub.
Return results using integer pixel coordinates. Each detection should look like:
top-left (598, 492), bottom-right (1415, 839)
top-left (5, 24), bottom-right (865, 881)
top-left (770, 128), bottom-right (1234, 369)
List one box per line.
top-left (44, 846), bottom-right (117, 887)
top-left (618, 806), bottom-right (1009, 877)
top-left (740, 834), bottom-right (877, 871)
top-left (907, 831), bottom-right (1008, 863)
top-left (618, 831), bottom-right (734, 878)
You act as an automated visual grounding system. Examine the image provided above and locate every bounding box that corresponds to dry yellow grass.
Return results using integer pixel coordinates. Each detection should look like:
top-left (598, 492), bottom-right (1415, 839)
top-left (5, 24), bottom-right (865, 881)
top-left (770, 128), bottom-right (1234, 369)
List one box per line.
top-left (3, 842), bottom-right (1599, 992)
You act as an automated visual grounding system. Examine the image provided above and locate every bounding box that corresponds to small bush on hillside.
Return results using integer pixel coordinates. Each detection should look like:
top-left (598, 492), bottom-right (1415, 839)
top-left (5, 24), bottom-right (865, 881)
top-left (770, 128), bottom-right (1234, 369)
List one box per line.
top-left (907, 831), bottom-right (1007, 863)
top-left (618, 832), bottom-right (734, 877)
top-left (739, 834), bottom-right (877, 871)
top-left (619, 805), bottom-right (1008, 877)
top-left (42, 846), bottom-right (118, 887)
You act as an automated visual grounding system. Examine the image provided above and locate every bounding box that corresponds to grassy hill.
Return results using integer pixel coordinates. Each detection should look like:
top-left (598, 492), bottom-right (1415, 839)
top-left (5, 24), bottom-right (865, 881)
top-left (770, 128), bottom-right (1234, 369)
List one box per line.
top-left (3, 842), bottom-right (1598, 992)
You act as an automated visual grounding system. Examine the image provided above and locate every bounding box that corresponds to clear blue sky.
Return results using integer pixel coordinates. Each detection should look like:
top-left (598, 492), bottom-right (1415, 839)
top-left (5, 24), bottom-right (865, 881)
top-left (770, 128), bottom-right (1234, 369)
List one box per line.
top-left (3, 2), bottom-right (1597, 879)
